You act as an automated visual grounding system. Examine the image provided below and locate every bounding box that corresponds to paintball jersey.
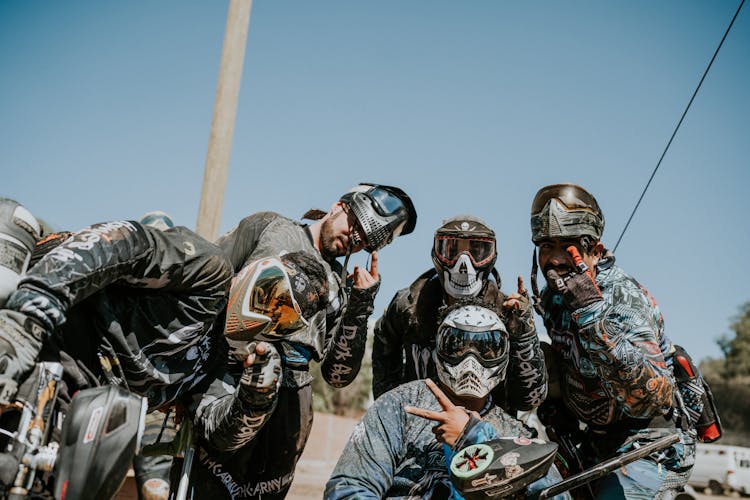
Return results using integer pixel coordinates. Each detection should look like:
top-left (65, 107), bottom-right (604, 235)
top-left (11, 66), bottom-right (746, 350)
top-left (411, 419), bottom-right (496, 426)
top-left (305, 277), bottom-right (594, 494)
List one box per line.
top-left (373, 269), bottom-right (547, 411)
top-left (9, 221), bottom-right (233, 410)
top-left (215, 212), bottom-right (377, 389)
top-left (540, 256), bottom-right (675, 433)
top-left (325, 380), bottom-right (532, 499)
top-left (186, 212), bottom-right (379, 455)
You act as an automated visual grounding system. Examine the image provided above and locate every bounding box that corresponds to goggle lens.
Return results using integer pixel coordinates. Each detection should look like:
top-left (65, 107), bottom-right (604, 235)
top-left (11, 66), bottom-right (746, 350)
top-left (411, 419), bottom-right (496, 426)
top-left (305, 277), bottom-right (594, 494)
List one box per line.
top-left (225, 259), bottom-right (308, 342)
top-left (434, 236), bottom-right (495, 266)
top-left (368, 187), bottom-right (406, 217)
top-left (248, 265), bottom-right (307, 334)
top-left (437, 326), bottom-right (508, 368)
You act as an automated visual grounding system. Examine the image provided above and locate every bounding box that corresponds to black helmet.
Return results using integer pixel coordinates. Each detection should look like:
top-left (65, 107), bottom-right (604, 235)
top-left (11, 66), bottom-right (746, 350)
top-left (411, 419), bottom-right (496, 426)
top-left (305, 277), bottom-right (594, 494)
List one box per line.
top-left (339, 183), bottom-right (417, 252)
top-left (530, 183), bottom-right (604, 243)
top-left (431, 215), bottom-right (496, 298)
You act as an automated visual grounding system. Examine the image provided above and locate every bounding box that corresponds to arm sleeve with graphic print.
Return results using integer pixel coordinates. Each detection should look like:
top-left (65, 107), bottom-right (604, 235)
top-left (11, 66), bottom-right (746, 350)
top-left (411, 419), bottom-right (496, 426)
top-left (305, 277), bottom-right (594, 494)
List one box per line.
top-left (189, 361), bottom-right (277, 452)
top-left (504, 301), bottom-right (548, 412)
top-left (10, 221), bottom-right (231, 331)
top-left (371, 288), bottom-right (411, 399)
top-left (324, 392), bottom-right (404, 499)
top-left (320, 281), bottom-right (380, 388)
top-left (572, 278), bottom-right (674, 419)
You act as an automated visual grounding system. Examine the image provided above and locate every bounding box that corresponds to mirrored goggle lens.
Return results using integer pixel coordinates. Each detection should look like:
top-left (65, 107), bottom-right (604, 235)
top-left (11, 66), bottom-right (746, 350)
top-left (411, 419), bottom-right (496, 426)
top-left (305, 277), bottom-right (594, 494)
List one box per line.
top-left (246, 263), bottom-right (307, 335)
top-left (434, 236), bottom-right (495, 266)
top-left (531, 184), bottom-right (600, 214)
top-left (437, 327), bottom-right (508, 367)
top-left (367, 187), bottom-right (406, 217)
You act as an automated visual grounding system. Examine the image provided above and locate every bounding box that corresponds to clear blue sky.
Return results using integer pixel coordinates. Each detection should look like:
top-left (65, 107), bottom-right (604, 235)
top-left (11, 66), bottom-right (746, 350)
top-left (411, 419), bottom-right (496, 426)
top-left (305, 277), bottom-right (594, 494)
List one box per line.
top-left (2, 1), bottom-right (748, 361)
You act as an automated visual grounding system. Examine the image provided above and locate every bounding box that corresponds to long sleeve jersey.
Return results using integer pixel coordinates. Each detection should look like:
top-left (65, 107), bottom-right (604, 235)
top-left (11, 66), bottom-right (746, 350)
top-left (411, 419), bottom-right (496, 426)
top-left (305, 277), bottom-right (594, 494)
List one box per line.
top-left (540, 257), bottom-right (675, 431)
top-left (372, 269), bottom-right (547, 411)
top-left (325, 380), bottom-right (532, 499)
top-left (215, 212), bottom-right (377, 390)
top-left (188, 212), bottom-right (379, 467)
top-left (10, 220), bottom-right (233, 410)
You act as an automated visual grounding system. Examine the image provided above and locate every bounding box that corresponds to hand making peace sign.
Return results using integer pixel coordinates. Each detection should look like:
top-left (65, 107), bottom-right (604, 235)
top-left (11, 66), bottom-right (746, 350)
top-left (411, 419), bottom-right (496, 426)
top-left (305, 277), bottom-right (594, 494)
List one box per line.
top-left (404, 378), bottom-right (480, 447)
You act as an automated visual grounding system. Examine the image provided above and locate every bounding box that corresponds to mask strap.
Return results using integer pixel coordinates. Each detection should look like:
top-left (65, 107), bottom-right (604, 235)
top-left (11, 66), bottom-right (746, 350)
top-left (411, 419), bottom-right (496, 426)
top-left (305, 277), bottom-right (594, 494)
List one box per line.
top-left (531, 247), bottom-right (544, 316)
top-left (340, 242), bottom-right (352, 284)
top-left (489, 267), bottom-right (502, 290)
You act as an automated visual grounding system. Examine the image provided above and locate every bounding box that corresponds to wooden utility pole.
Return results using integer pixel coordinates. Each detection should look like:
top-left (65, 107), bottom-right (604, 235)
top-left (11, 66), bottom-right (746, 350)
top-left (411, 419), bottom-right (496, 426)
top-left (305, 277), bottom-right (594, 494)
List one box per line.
top-left (196, 0), bottom-right (253, 241)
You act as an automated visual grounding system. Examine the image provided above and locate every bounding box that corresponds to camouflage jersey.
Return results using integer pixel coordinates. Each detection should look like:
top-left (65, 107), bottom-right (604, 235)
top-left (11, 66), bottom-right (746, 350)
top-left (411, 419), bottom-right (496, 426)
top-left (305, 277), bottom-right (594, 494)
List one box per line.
top-left (373, 269), bottom-right (547, 411)
top-left (325, 380), bottom-right (534, 499)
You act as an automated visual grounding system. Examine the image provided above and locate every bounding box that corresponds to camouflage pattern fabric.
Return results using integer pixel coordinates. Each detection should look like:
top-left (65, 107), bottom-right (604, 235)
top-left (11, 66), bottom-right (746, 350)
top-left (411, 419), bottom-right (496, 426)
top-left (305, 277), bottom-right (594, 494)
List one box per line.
top-left (540, 255), bottom-right (695, 495)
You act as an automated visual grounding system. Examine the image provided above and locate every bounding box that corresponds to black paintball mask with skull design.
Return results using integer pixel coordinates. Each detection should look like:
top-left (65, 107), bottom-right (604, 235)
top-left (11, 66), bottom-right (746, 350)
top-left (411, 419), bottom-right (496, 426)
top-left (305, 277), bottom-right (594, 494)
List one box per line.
top-left (431, 215), bottom-right (497, 299)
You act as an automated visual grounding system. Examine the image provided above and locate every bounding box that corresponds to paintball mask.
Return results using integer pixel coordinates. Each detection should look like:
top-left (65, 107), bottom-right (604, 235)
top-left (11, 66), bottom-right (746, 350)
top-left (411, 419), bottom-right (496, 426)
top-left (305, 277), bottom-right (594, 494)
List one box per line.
top-left (224, 252), bottom-right (328, 359)
top-left (339, 183), bottom-right (417, 252)
top-left (0, 198), bottom-right (41, 307)
top-left (435, 305), bottom-right (509, 399)
top-left (432, 215), bottom-right (497, 299)
top-left (529, 184), bottom-right (604, 314)
top-left (530, 183), bottom-right (604, 244)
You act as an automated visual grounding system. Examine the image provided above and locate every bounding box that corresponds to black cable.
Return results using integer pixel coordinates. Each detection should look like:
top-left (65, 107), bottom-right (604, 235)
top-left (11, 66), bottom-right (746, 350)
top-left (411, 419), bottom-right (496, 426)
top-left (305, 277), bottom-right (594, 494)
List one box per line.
top-left (613, 0), bottom-right (745, 252)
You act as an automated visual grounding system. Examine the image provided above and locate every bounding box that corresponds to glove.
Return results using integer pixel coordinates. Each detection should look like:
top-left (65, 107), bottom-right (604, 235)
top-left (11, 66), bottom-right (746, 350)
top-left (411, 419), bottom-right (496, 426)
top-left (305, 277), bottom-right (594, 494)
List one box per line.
top-left (502, 276), bottom-right (535, 338)
top-left (238, 341), bottom-right (282, 408)
top-left (546, 246), bottom-right (603, 311)
top-left (0, 310), bottom-right (46, 405)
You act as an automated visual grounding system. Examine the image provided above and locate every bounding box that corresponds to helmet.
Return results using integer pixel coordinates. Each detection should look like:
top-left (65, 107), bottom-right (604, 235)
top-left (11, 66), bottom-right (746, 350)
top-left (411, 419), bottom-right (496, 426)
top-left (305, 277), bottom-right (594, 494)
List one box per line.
top-left (431, 215), bottom-right (496, 299)
top-left (0, 198), bottom-right (41, 306)
top-left (224, 252), bottom-right (328, 357)
top-left (339, 183), bottom-right (417, 252)
top-left (530, 184), bottom-right (604, 243)
top-left (139, 211), bottom-right (174, 232)
top-left (434, 304), bottom-right (509, 399)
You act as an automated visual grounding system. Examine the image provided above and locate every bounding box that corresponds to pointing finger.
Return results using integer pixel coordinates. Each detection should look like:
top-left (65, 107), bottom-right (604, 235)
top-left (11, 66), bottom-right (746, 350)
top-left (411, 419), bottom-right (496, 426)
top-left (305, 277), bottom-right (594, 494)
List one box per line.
top-left (425, 378), bottom-right (455, 411)
top-left (405, 405), bottom-right (446, 422)
top-left (369, 251), bottom-right (379, 280)
top-left (566, 246), bottom-right (585, 269)
top-left (517, 275), bottom-right (527, 296)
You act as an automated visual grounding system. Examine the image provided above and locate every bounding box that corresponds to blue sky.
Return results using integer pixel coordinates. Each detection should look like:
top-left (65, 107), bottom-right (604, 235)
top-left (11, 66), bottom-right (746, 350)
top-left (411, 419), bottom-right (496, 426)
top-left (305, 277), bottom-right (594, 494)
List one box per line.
top-left (2, 1), bottom-right (748, 361)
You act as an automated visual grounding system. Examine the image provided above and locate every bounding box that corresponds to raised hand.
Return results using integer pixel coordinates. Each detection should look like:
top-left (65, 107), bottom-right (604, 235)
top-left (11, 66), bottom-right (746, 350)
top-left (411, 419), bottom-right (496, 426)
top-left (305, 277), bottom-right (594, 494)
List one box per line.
top-left (502, 275), bottom-right (530, 311)
top-left (404, 378), bottom-right (478, 447)
top-left (502, 275), bottom-right (534, 336)
top-left (546, 246), bottom-right (602, 310)
top-left (349, 251), bottom-right (380, 289)
top-left (239, 341), bottom-right (281, 407)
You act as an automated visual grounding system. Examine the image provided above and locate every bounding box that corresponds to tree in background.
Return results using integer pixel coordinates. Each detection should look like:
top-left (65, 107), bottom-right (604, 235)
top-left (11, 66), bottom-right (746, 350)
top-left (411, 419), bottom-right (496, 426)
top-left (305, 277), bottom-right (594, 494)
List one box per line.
top-left (700, 301), bottom-right (750, 445)
top-left (717, 302), bottom-right (750, 380)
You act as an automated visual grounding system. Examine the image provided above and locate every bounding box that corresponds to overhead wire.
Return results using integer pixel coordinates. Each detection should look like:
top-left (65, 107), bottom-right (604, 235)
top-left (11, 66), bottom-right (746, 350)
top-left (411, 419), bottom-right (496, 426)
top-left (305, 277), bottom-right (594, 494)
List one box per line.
top-left (613, 0), bottom-right (745, 252)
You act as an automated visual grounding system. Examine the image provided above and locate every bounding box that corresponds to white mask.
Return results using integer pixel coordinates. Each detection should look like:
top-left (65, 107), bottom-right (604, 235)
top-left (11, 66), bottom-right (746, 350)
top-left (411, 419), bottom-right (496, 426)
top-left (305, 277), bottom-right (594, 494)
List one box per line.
top-left (443, 253), bottom-right (483, 298)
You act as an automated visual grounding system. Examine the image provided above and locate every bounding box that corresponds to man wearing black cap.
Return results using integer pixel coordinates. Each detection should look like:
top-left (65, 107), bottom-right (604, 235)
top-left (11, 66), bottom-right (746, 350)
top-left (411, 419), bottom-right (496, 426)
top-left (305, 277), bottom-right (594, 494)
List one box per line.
top-left (372, 215), bottom-right (547, 414)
